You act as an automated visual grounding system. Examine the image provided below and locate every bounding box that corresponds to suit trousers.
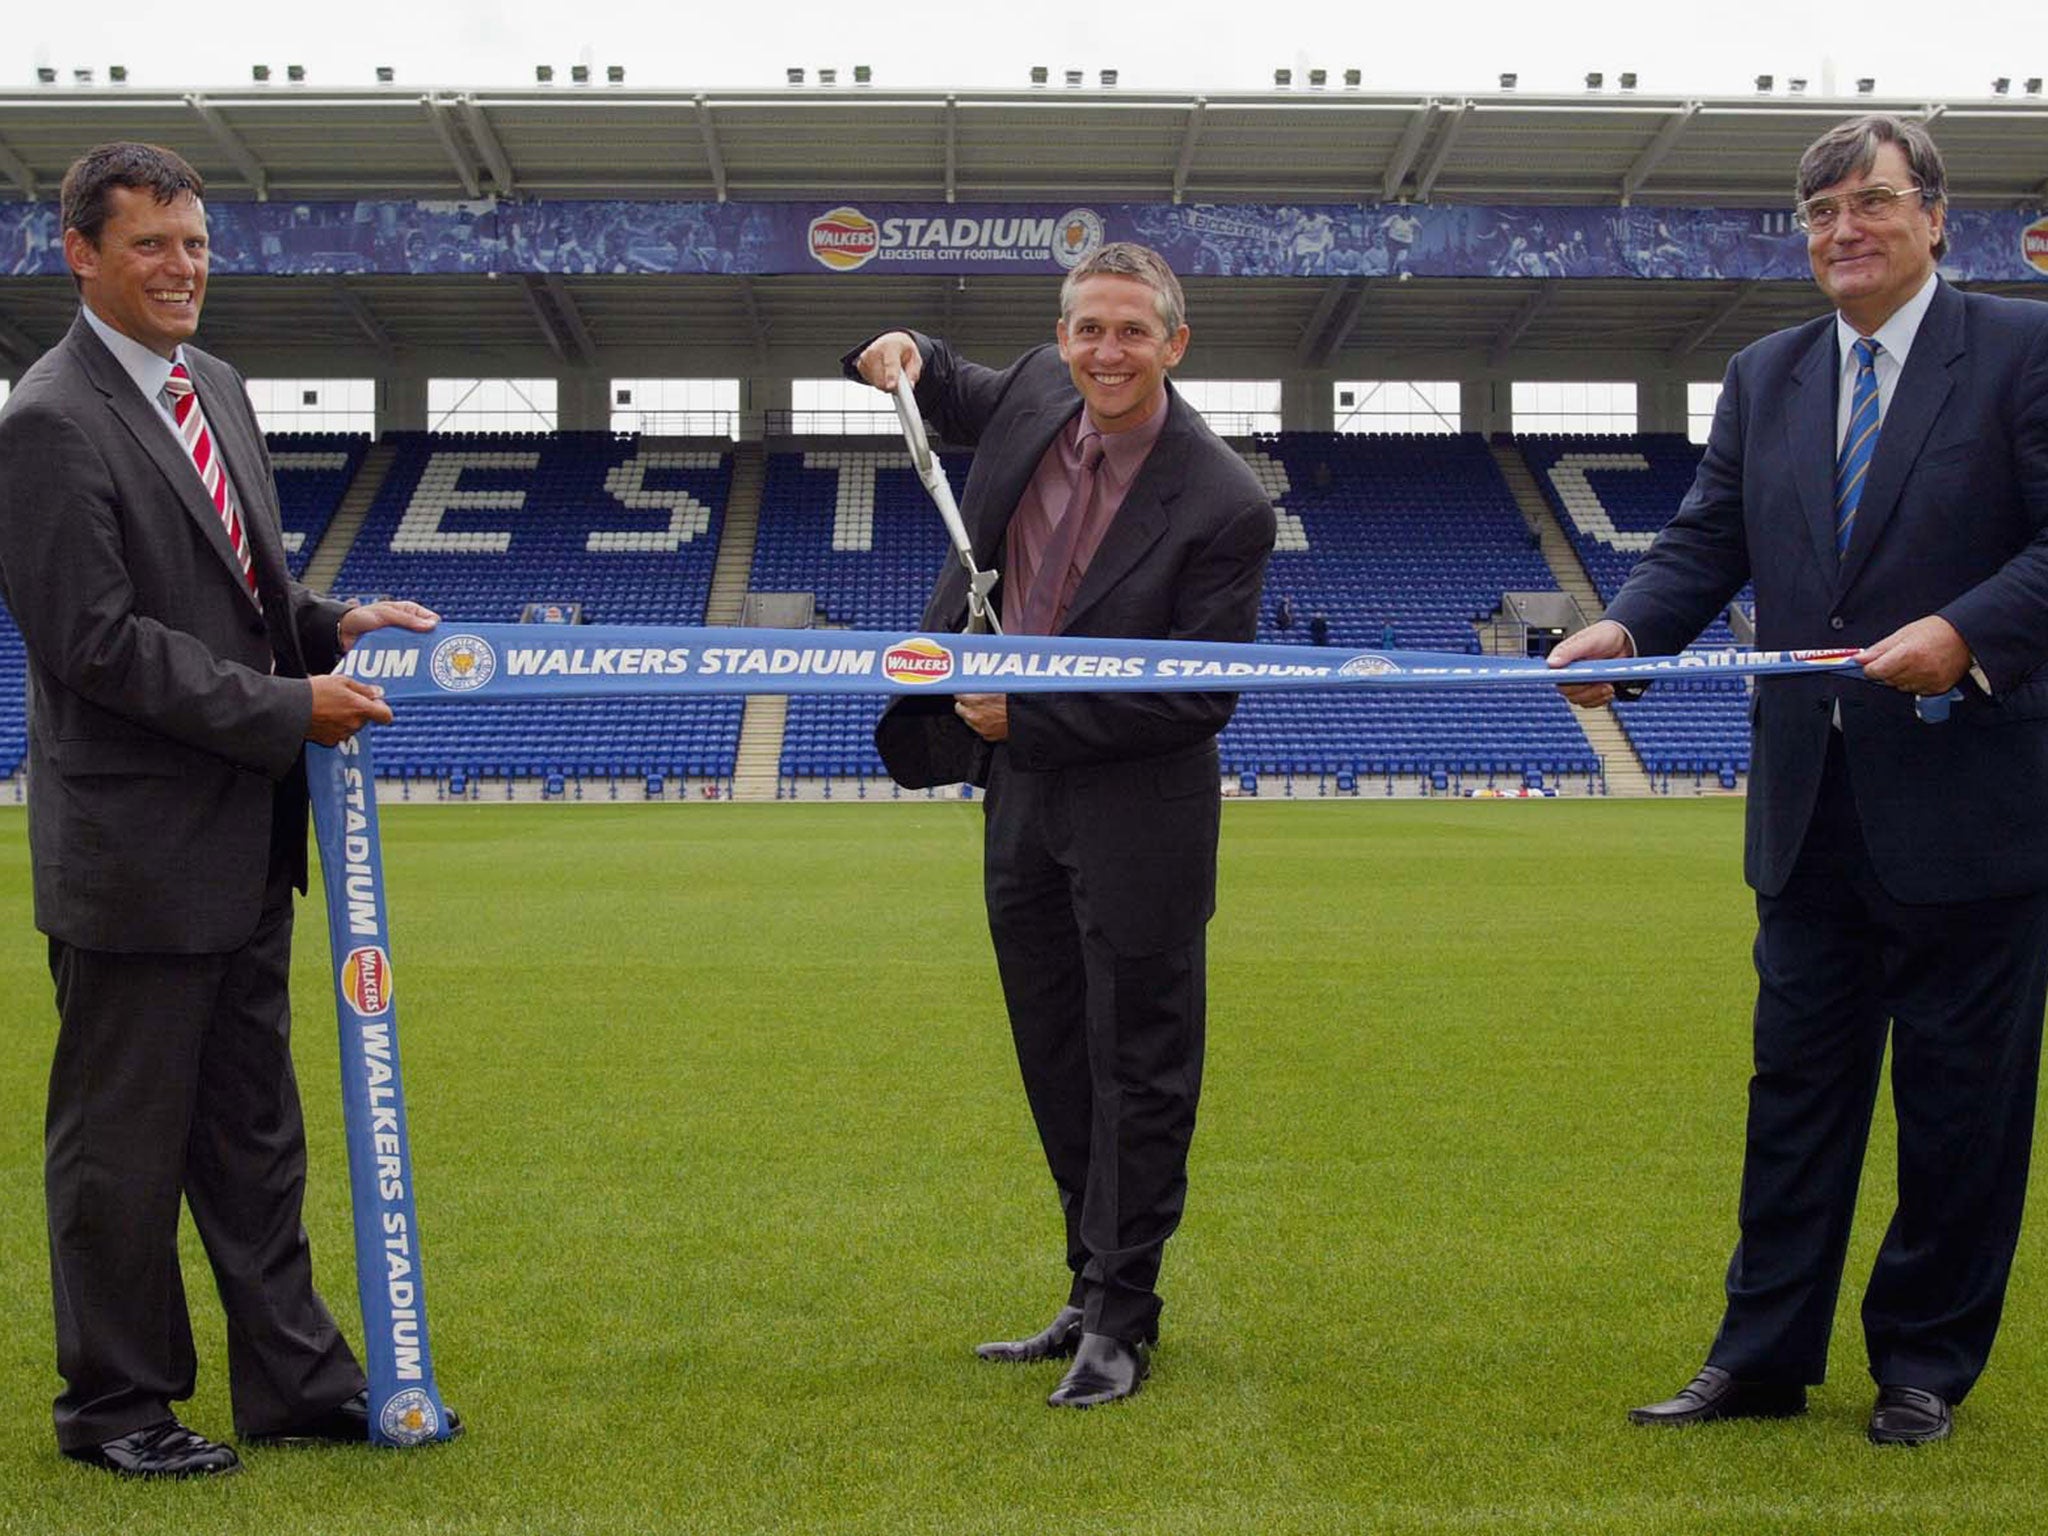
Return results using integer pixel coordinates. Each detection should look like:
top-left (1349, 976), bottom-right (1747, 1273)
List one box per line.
top-left (981, 749), bottom-right (1208, 1345)
top-left (1707, 734), bottom-right (2048, 1402)
top-left (44, 851), bottom-right (364, 1449)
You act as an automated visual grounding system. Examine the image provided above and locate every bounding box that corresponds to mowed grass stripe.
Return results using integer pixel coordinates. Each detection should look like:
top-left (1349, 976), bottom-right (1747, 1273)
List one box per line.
top-left (0, 801), bottom-right (2041, 1534)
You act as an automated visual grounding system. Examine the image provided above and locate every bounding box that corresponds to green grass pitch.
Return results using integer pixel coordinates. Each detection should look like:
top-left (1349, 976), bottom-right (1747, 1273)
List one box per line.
top-left (0, 800), bottom-right (2043, 1533)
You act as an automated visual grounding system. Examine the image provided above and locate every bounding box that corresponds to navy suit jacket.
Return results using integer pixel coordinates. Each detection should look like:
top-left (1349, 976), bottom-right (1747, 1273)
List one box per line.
top-left (1607, 282), bottom-right (2048, 902)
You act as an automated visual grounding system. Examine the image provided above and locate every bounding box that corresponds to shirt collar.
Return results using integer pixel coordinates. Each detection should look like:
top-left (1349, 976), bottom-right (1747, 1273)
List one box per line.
top-left (79, 303), bottom-right (184, 405)
top-left (1836, 269), bottom-right (1940, 370)
top-left (1077, 387), bottom-right (1171, 481)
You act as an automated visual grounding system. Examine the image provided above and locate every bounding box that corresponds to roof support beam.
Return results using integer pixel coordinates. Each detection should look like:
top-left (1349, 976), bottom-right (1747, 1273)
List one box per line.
top-left (1668, 281), bottom-right (1760, 362)
top-left (1294, 278), bottom-right (1369, 369)
top-left (1171, 99), bottom-right (1206, 204)
top-left (1380, 99), bottom-right (1437, 201)
top-left (943, 96), bottom-right (958, 203)
top-left (696, 96), bottom-right (728, 202)
top-left (0, 131), bottom-right (36, 198)
top-left (423, 98), bottom-right (482, 198)
top-left (459, 96), bottom-right (518, 195)
top-left (1621, 102), bottom-right (1699, 205)
top-left (329, 280), bottom-right (395, 354)
top-left (183, 94), bottom-right (269, 201)
top-left (519, 276), bottom-right (570, 364)
top-left (1490, 280), bottom-right (1558, 365)
top-left (1413, 100), bottom-right (1471, 202)
top-left (541, 275), bottom-right (597, 366)
top-left (0, 308), bottom-right (40, 366)
top-left (736, 277), bottom-right (768, 362)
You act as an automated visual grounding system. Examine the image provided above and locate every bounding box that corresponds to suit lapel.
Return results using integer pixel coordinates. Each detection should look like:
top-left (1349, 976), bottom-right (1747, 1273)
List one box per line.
top-left (1836, 281), bottom-right (1961, 594)
top-left (1784, 320), bottom-right (1841, 584)
top-left (70, 321), bottom-right (260, 602)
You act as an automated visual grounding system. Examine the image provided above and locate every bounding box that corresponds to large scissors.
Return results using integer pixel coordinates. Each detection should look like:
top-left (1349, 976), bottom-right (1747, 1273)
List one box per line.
top-left (894, 374), bottom-right (1002, 635)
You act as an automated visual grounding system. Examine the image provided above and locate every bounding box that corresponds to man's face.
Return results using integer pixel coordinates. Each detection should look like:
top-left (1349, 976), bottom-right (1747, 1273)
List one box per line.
top-left (63, 185), bottom-right (209, 358)
top-left (1056, 274), bottom-right (1189, 433)
top-left (1805, 141), bottom-right (1942, 330)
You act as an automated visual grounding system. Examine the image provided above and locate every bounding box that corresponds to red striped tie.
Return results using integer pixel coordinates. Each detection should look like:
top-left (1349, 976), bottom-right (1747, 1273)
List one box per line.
top-left (163, 362), bottom-right (259, 605)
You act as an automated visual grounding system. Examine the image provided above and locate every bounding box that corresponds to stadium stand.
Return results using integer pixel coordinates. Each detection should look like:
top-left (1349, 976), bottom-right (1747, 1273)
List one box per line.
top-left (327, 432), bottom-right (743, 787)
top-left (267, 431), bottom-right (370, 578)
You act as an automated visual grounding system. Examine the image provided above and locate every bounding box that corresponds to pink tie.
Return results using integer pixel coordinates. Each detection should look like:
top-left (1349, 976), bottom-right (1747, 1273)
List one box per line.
top-left (1020, 429), bottom-right (1105, 635)
top-left (163, 362), bottom-right (259, 606)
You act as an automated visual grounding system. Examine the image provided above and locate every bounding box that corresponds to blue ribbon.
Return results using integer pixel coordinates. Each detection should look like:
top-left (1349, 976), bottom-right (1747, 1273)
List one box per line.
top-left (339, 623), bottom-right (1870, 701)
top-left (307, 733), bottom-right (458, 1447)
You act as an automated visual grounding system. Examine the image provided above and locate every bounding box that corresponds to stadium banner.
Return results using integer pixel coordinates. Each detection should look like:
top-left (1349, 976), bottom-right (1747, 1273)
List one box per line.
top-left (4, 199), bottom-right (2045, 283)
top-left (307, 734), bottom-right (459, 1448)
top-left (338, 623), bottom-right (1866, 700)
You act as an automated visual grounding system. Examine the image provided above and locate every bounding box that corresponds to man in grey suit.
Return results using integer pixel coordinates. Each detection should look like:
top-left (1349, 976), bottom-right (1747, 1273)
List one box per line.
top-left (0, 142), bottom-right (441, 1477)
top-left (849, 244), bottom-right (1274, 1408)
top-left (1551, 116), bottom-right (2048, 1446)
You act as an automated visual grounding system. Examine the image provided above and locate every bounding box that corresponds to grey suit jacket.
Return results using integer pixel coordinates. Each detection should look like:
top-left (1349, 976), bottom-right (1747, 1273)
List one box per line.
top-left (0, 314), bottom-right (347, 952)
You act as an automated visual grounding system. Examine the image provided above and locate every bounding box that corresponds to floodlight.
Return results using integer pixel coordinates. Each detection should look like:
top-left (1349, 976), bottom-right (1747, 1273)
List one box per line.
top-left (819, 68), bottom-right (837, 86)
top-left (35, 67), bottom-right (56, 85)
top-left (1101, 69), bottom-right (1117, 88)
top-left (1274, 68), bottom-right (1291, 87)
top-left (536, 64), bottom-right (554, 84)
top-left (572, 64), bottom-right (590, 84)
top-left (1065, 69), bottom-right (1083, 87)
top-left (1344, 68), bottom-right (1361, 88)
top-left (1030, 65), bottom-right (1048, 86)
top-left (1856, 77), bottom-right (1875, 94)
top-left (1754, 74), bottom-right (1773, 92)
top-left (1992, 76), bottom-right (2010, 94)
top-left (376, 66), bottom-right (395, 83)
top-left (287, 64), bottom-right (305, 83)
top-left (787, 67), bottom-right (805, 85)
top-left (74, 68), bottom-right (95, 86)
top-left (854, 65), bottom-right (871, 85)
top-left (2027, 78), bottom-right (2043, 95)
top-left (1499, 72), bottom-right (1517, 89)
top-left (252, 65), bottom-right (270, 83)
top-left (608, 65), bottom-right (625, 84)
top-left (1308, 68), bottom-right (1326, 89)
top-left (1585, 71), bottom-right (1602, 90)
top-left (1619, 71), bottom-right (1637, 90)
top-left (1789, 77), bottom-right (1807, 93)
top-left (109, 65), bottom-right (128, 84)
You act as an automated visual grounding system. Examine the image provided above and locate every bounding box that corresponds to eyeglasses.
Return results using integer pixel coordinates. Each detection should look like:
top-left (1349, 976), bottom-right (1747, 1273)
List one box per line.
top-left (1793, 183), bottom-right (1926, 232)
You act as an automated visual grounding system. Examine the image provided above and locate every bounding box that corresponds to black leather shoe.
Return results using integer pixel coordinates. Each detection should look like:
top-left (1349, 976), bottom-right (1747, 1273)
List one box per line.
top-left (244, 1389), bottom-right (464, 1446)
top-left (63, 1419), bottom-right (241, 1479)
top-left (975, 1305), bottom-right (1085, 1363)
top-left (1627, 1366), bottom-right (1806, 1426)
top-left (1869, 1385), bottom-right (1952, 1446)
top-left (1046, 1332), bottom-right (1150, 1409)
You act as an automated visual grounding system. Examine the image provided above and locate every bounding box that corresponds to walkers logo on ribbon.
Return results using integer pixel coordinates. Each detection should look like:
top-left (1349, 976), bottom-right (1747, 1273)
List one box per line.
top-left (2023, 216), bottom-right (2048, 277)
top-left (429, 634), bottom-right (496, 693)
top-left (883, 636), bottom-right (954, 685)
top-left (809, 206), bottom-right (881, 271)
top-left (1052, 208), bottom-right (1106, 269)
top-left (1338, 653), bottom-right (1401, 677)
top-left (1791, 648), bottom-right (1860, 665)
top-left (341, 945), bottom-right (394, 1017)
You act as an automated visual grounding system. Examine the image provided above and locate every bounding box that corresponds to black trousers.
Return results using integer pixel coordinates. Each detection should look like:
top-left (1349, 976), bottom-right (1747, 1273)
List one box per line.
top-left (44, 857), bottom-right (364, 1449)
top-left (1707, 736), bottom-right (2048, 1402)
top-left (982, 752), bottom-right (1210, 1345)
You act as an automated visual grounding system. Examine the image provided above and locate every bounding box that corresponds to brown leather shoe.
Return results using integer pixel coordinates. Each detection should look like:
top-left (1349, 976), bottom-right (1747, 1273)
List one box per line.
top-left (63, 1419), bottom-right (241, 1479)
top-left (1868, 1385), bottom-right (1952, 1446)
top-left (975, 1305), bottom-right (1085, 1363)
top-left (1627, 1366), bottom-right (1806, 1426)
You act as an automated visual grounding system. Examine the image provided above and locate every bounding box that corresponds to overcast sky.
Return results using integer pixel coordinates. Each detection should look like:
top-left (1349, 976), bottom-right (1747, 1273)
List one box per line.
top-left (10, 0), bottom-right (2040, 100)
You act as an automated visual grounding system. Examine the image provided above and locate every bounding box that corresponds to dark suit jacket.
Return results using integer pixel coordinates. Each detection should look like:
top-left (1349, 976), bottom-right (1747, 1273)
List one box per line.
top-left (853, 333), bottom-right (1274, 953)
top-left (1607, 282), bottom-right (2048, 902)
top-left (0, 314), bottom-right (347, 953)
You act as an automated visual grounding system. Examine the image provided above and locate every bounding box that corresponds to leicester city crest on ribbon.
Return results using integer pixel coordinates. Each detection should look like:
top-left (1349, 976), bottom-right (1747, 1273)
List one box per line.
top-left (429, 634), bottom-right (497, 693)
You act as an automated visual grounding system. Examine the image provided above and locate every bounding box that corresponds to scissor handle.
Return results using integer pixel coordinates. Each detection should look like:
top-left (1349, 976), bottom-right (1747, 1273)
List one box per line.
top-left (892, 374), bottom-right (933, 476)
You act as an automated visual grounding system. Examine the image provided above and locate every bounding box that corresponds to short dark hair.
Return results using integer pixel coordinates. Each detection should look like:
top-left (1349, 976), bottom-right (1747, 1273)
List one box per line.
top-left (1060, 242), bottom-right (1187, 335)
top-left (60, 141), bottom-right (205, 246)
top-left (1796, 115), bottom-right (1948, 260)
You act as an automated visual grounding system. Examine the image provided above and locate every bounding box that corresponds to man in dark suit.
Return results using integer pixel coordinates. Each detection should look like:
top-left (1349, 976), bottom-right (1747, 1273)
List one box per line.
top-left (0, 143), bottom-right (442, 1478)
top-left (848, 243), bottom-right (1274, 1408)
top-left (1551, 115), bottom-right (2048, 1446)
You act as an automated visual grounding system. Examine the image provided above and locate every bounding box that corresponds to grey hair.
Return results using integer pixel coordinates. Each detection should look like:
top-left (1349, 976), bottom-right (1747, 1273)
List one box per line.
top-left (1796, 115), bottom-right (1949, 259)
top-left (1058, 242), bottom-right (1186, 335)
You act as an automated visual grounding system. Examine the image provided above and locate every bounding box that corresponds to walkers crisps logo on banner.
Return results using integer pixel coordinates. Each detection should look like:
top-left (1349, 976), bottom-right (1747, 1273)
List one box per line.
top-left (806, 205), bottom-right (1106, 270)
top-left (2024, 216), bottom-right (2048, 277)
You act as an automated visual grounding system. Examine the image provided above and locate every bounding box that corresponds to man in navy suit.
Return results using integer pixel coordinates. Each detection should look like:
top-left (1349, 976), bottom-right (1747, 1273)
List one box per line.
top-left (1552, 115), bottom-right (2048, 1446)
top-left (848, 244), bottom-right (1273, 1408)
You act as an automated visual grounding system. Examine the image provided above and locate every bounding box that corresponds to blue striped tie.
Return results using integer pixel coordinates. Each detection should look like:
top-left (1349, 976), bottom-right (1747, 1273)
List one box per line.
top-left (1834, 336), bottom-right (1882, 559)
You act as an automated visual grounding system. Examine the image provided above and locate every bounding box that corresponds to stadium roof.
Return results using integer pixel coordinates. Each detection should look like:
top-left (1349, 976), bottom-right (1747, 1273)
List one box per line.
top-left (2, 86), bottom-right (2044, 375)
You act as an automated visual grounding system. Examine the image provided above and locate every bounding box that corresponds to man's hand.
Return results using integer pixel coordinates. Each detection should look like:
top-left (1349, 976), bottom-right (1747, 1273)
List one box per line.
top-left (1856, 615), bottom-right (1973, 696)
top-left (854, 332), bottom-right (921, 394)
top-left (955, 693), bottom-right (1008, 742)
top-left (339, 599), bottom-right (439, 652)
top-left (1546, 619), bottom-right (1635, 709)
top-left (307, 675), bottom-right (393, 745)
